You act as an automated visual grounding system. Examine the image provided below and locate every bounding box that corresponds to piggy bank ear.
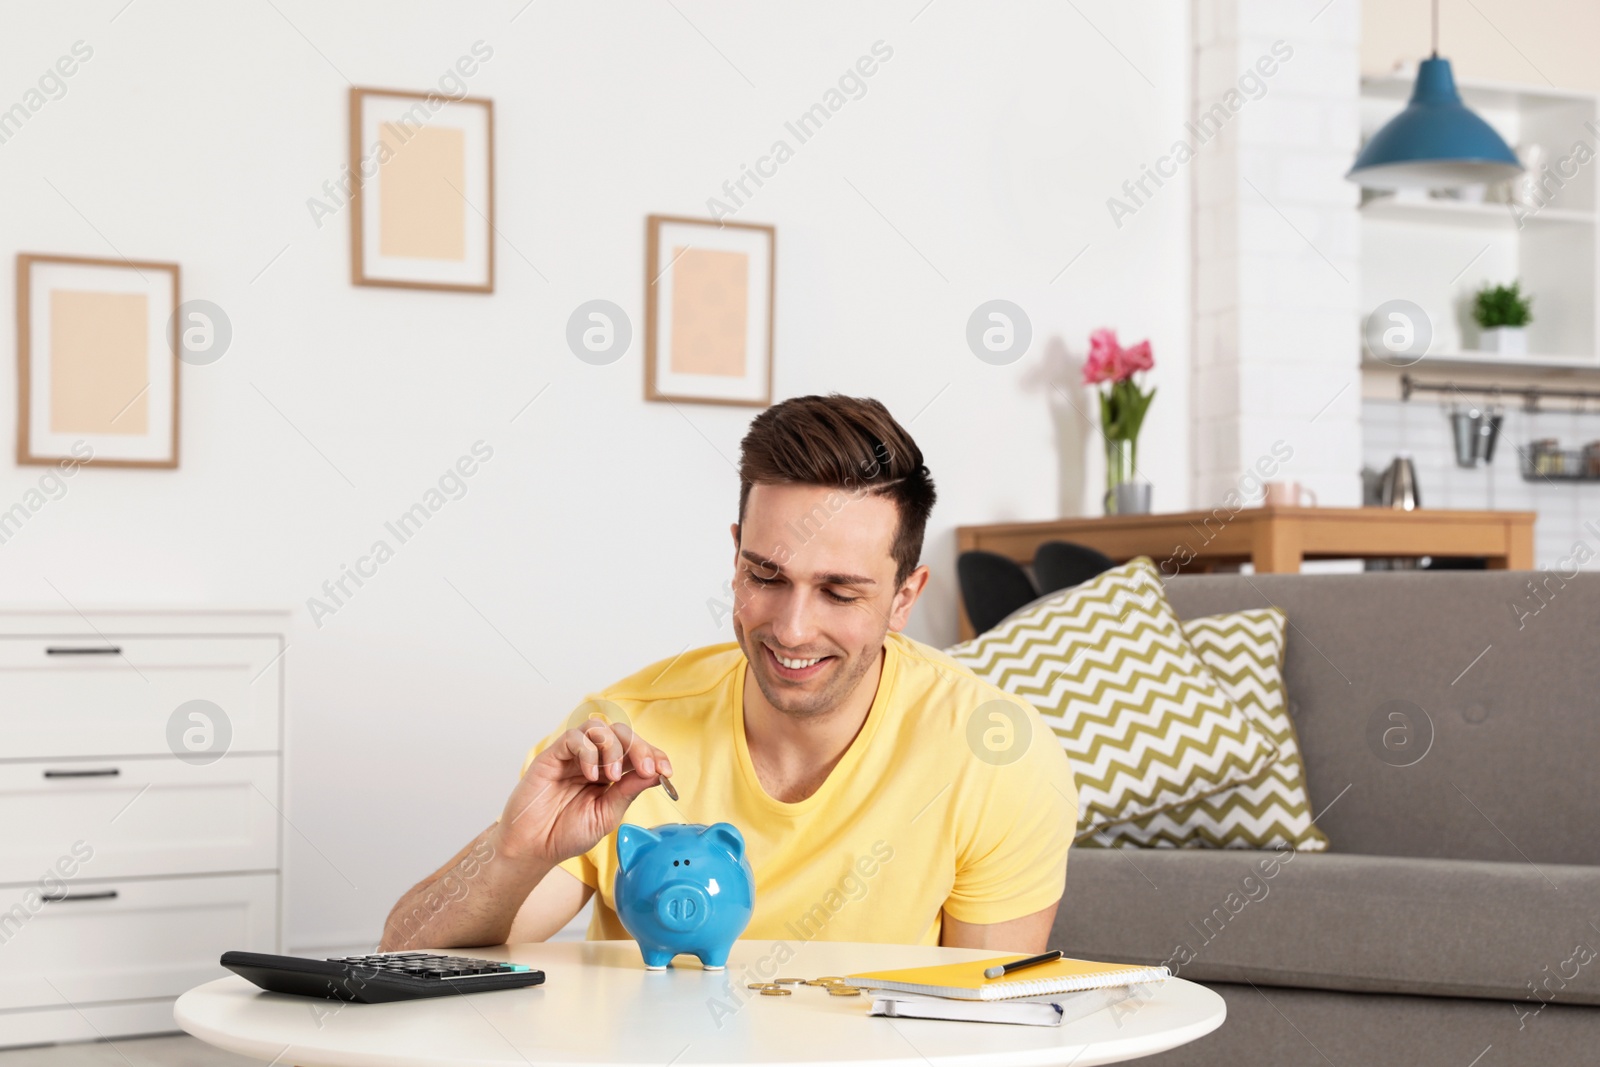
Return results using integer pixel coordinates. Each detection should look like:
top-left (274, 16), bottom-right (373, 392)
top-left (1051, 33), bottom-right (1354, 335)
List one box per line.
top-left (616, 824), bottom-right (661, 874)
top-left (703, 822), bottom-right (745, 861)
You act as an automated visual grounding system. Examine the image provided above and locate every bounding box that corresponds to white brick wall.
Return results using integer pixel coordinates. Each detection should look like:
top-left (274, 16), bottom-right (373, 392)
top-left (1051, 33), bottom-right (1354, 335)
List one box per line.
top-left (1192, 0), bottom-right (1363, 507)
top-left (1363, 399), bottom-right (1600, 569)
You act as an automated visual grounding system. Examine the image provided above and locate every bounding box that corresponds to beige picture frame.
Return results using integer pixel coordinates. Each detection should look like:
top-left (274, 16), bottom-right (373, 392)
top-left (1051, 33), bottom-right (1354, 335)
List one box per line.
top-left (349, 87), bottom-right (495, 293)
top-left (16, 252), bottom-right (181, 469)
top-left (645, 214), bottom-right (775, 408)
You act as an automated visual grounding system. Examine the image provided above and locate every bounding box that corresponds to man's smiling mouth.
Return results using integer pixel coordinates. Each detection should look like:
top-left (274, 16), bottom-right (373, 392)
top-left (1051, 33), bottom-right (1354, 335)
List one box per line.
top-left (764, 643), bottom-right (835, 679)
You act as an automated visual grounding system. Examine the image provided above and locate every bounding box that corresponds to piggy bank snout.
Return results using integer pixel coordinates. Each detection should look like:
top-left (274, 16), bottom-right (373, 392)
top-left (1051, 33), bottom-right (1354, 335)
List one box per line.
top-left (653, 883), bottom-right (711, 932)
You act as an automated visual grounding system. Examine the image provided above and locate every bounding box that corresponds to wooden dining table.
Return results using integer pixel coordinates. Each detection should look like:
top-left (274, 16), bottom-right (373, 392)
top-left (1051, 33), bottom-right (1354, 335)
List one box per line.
top-left (954, 506), bottom-right (1535, 640)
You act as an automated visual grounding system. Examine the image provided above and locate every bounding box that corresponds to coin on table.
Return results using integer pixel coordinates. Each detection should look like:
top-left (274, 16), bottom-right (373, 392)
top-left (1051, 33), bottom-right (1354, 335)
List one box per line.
top-left (760, 987), bottom-right (793, 996)
top-left (773, 977), bottom-right (806, 985)
top-left (828, 987), bottom-right (862, 997)
top-left (814, 976), bottom-right (846, 983)
top-left (747, 982), bottom-right (776, 990)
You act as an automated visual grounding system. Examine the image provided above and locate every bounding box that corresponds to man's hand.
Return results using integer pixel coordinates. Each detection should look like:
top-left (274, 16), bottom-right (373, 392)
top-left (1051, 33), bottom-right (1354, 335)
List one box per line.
top-left (492, 718), bottom-right (674, 866)
top-left (379, 717), bottom-right (674, 952)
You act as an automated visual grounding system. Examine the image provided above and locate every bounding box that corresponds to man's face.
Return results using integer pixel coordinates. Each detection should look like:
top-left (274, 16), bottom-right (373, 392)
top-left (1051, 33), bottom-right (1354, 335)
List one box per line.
top-left (730, 482), bottom-right (926, 719)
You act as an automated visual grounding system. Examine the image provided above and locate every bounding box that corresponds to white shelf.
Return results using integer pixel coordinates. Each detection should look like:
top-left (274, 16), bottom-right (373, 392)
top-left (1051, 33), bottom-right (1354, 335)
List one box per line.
top-left (1361, 71), bottom-right (1599, 110)
top-left (1364, 350), bottom-right (1600, 373)
top-left (1360, 198), bottom-right (1595, 227)
top-left (1359, 72), bottom-right (1599, 375)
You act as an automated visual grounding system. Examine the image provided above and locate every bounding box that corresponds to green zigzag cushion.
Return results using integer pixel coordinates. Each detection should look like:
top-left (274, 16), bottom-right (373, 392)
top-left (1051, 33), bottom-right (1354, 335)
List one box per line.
top-left (1084, 608), bottom-right (1329, 850)
top-left (946, 557), bottom-right (1278, 839)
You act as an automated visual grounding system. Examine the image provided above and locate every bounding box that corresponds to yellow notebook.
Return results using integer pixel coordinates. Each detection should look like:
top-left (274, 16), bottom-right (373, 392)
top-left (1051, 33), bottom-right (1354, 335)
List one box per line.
top-left (845, 955), bottom-right (1169, 1001)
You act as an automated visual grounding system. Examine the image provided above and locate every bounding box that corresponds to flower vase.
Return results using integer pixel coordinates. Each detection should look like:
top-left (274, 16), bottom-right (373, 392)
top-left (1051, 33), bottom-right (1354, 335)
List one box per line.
top-left (1084, 327), bottom-right (1157, 515)
top-left (1105, 438), bottom-right (1132, 514)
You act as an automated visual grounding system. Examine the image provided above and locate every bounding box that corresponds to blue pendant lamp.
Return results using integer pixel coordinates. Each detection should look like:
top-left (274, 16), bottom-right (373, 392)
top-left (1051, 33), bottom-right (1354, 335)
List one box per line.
top-left (1347, 0), bottom-right (1522, 189)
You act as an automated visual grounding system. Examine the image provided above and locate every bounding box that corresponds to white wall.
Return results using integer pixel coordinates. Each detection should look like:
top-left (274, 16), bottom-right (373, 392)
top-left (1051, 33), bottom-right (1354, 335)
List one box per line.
top-left (1192, 0), bottom-right (1362, 510)
top-left (1363, 0), bottom-right (1600, 92)
top-left (0, 1), bottom-right (1191, 950)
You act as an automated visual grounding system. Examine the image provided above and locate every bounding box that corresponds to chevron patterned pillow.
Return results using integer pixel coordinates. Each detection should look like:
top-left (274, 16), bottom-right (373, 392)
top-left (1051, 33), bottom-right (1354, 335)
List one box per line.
top-left (946, 557), bottom-right (1278, 839)
top-left (1082, 609), bottom-right (1330, 851)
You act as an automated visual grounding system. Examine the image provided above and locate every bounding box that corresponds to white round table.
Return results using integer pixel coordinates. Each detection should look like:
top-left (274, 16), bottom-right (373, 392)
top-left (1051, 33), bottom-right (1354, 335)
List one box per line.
top-left (175, 940), bottom-right (1224, 1067)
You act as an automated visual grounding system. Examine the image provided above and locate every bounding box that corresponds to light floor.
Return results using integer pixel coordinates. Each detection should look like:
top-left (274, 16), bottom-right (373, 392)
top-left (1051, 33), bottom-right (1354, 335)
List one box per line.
top-left (0, 1034), bottom-right (259, 1066)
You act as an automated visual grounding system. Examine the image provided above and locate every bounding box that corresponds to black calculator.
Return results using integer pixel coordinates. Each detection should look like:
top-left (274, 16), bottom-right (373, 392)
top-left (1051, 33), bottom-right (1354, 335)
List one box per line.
top-left (221, 950), bottom-right (546, 1003)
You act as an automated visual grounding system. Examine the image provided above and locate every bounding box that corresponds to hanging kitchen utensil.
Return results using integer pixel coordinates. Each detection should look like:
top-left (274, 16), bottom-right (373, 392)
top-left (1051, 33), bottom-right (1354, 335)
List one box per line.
top-left (1450, 403), bottom-right (1483, 467)
top-left (1476, 404), bottom-right (1503, 464)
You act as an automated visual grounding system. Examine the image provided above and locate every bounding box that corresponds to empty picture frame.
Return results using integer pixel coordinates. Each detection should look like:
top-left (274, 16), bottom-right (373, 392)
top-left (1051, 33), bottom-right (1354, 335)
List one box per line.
top-left (349, 87), bottom-right (494, 292)
top-left (645, 215), bottom-right (775, 407)
top-left (16, 253), bottom-right (180, 468)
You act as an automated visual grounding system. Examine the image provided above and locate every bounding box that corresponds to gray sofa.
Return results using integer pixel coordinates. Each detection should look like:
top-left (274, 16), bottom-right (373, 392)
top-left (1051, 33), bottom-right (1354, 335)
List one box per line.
top-left (1050, 570), bottom-right (1600, 1066)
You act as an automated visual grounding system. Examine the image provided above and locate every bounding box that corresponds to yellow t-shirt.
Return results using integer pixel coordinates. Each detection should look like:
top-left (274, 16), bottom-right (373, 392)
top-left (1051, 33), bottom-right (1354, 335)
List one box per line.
top-left (520, 630), bottom-right (1077, 946)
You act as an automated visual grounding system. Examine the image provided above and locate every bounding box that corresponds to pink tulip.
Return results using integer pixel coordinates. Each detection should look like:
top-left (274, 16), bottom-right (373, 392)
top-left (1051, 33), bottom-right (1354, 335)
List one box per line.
top-left (1081, 328), bottom-right (1154, 385)
top-left (1082, 328), bottom-right (1120, 385)
top-left (1114, 339), bottom-right (1154, 379)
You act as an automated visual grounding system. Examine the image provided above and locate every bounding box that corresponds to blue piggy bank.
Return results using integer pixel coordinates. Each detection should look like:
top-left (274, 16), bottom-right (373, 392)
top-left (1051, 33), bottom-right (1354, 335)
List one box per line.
top-left (614, 822), bottom-right (755, 970)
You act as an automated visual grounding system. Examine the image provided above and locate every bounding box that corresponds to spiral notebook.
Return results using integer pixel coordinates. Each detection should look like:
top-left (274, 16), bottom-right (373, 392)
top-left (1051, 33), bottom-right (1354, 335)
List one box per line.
top-left (844, 955), bottom-right (1169, 1001)
top-left (867, 986), bottom-right (1150, 1027)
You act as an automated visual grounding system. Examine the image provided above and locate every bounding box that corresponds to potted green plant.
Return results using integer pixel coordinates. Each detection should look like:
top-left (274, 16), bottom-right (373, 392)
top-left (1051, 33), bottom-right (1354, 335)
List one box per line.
top-left (1472, 281), bottom-right (1533, 356)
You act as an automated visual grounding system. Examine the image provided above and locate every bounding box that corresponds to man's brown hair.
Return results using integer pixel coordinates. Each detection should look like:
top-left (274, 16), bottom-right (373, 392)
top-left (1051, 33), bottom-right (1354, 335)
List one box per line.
top-left (737, 394), bottom-right (937, 590)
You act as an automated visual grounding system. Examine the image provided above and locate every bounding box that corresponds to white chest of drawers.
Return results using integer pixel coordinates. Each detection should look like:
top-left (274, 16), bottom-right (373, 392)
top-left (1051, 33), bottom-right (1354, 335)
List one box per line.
top-left (0, 610), bottom-right (287, 1047)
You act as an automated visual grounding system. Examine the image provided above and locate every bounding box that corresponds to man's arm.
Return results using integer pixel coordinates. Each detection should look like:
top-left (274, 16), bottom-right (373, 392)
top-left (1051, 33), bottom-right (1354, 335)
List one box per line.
top-left (939, 694), bottom-right (1076, 955)
top-left (379, 823), bottom-right (558, 951)
top-left (939, 901), bottom-right (1059, 953)
top-left (379, 717), bottom-right (671, 951)
top-left (507, 865), bottom-right (594, 942)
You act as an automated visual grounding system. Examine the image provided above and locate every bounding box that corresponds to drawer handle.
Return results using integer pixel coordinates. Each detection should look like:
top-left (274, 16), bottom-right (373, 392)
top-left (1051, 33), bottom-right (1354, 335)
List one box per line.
top-left (45, 646), bottom-right (123, 656)
top-left (43, 768), bottom-right (121, 779)
top-left (41, 890), bottom-right (119, 904)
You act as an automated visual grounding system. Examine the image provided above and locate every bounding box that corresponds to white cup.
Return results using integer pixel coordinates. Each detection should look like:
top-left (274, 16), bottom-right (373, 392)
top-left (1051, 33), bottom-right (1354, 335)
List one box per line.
top-left (1263, 481), bottom-right (1317, 507)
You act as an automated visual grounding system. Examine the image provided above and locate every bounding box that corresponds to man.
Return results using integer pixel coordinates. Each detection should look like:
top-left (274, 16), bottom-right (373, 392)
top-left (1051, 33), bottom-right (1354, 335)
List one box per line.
top-left (382, 394), bottom-right (1077, 954)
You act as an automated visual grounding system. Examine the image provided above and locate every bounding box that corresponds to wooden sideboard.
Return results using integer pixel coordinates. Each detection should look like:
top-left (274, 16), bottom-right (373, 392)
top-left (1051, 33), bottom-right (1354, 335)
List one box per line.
top-left (955, 506), bottom-right (1536, 640)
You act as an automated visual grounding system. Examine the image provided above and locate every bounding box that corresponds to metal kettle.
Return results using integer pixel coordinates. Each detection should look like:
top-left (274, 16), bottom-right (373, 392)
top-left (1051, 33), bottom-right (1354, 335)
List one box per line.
top-left (1379, 455), bottom-right (1420, 510)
